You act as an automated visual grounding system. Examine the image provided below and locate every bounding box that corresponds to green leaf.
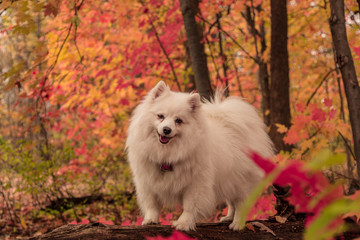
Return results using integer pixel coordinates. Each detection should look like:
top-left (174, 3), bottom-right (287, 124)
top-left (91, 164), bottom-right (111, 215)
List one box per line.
top-left (306, 149), bottom-right (346, 171)
top-left (305, 198), bottom-right (360, 240)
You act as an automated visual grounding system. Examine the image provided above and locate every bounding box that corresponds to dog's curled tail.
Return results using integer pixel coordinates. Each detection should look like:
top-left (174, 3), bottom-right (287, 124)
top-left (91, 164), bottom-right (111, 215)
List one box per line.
top-left (202, 90), bottom-right (274, 159)
top-left (202, 88), bottom-right (227, 105)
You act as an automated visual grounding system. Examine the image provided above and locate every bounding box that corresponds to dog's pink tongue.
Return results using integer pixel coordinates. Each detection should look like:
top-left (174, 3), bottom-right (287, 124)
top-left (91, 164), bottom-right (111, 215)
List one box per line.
top-left (160, 164), bottom-right (173, 171)
top-left (160, 135), bottom-right (170, 144)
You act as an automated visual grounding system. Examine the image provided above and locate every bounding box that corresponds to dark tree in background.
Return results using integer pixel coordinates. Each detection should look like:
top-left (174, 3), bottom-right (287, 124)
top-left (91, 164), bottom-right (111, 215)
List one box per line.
top-left (269, 0), bottom-right (294, 218)
top-left (269, 0), bottom-right (292, 153)
top-left (242, 4), bottom-right (271, 127)
top-left (329, 0), bottom-right (360, 185)
top-left (179, 0), bottom-right (213, 101)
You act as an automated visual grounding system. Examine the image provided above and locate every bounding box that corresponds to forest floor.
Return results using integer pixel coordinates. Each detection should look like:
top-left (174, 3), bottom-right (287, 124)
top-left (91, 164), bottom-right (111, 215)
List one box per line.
top-left (1, 190), bottom-right (360, 239)
top-left (1, 206), bottom-right (360, 239)
top-left (24, 217), bottom-right (360, 240)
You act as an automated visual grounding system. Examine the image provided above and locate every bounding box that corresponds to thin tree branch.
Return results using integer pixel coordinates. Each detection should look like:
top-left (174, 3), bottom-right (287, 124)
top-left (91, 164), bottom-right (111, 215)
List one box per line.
top-left (338, 130), bottom-right (356, 161)
top-left (241, 1), bottom-right (260, 61)
top-left (306, 68), bottom-right (336, 106)
top-left (147, 17), bottom-right (182, 91)
top-left (204, 35), bottom-right (221, 85)
top-left (332, 170), bottom-right (358, 181)
top-left (0, 190), bottom-right (18, 225)
top-left (74, 0), bottom-right (84, 63)
top-left (0, 0), bottom-right (16, 16)
top-left (34, 1), bottom-right (83, 162)
top-left (197, 14), bottom-right (258, 63)
top-left (250, 1), bottom-right (260, 60)
top-left (35, 21), bottom-right (73, 118)
top-left (47, 22), bottom-right (73, 77)
top-left (206, 19), bottom-right (218, 36)
top-left (216, 12), bottom-right (229, 97)
top-left (229, 55), bottom-right (244, 97)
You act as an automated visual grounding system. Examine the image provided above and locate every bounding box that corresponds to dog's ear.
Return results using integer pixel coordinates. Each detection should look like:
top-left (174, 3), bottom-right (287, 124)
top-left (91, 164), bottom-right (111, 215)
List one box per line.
top-left (189, 93), bottom-right (201, 112)
top-left (149, 81), bottom-right (169, 100)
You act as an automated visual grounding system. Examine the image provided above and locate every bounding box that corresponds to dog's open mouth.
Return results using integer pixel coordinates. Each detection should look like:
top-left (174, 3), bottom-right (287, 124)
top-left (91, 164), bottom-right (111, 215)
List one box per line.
top-left (158, 133), bottom-right (173, 144)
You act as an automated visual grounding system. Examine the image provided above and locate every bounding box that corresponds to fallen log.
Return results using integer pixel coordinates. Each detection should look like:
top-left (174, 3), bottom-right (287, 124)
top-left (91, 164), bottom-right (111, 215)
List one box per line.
top-left (29, 220), bottom-right (305, 240)
top-left (28, 218), bottom-right (360, 240)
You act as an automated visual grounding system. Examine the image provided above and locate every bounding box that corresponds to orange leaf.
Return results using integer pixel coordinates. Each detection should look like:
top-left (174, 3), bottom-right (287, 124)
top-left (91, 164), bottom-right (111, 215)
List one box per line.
top-left (246, 222), bottom-right (255, 232)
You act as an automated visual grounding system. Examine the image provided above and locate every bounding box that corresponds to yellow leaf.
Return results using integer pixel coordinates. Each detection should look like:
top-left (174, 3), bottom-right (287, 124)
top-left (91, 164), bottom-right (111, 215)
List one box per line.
top-left (275, 215), bottom-right (287, 223)
top-left (300, 139), bottom-right (313, 153)
top-left (20, 216), bottom-right (27, 229)
top-left (275, 123), bottom-right (288, 134)
top-left (246, 222), bottom-right (255, 232)
top-left (0, 1), bottom-right (12, 11)
top-left (82, 97), bottom-right (94, 108)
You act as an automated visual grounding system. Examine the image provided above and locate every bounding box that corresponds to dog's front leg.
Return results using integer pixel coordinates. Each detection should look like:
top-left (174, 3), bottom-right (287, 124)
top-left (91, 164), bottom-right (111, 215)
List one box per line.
top-left (173, 184), bottom-right (215, 231)
top-left (172, 194), bottom-right (197, 231)
top-left (137, 187), bottom-right (161, 225)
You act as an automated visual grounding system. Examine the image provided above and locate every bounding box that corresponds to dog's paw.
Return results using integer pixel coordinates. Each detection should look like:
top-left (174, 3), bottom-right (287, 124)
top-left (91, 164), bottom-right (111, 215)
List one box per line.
top-left (219, 215), bottom-right (233, 223)
top-left (172, 220), bottom-right (196, 231)
top-left (142, 218), bottom-right (159, 225)
top-left (229, 221), bottom-right (242, 231)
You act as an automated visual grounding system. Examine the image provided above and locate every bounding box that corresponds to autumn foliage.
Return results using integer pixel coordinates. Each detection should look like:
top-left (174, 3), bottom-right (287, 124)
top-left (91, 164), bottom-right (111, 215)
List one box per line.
top-left (0, 0), bottom-right (360, 239)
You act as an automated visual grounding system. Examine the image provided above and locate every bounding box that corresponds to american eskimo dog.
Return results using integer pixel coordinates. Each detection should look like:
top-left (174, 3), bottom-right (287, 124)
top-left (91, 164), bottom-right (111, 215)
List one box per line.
top-left (126, 81), bottom-right (273, 231)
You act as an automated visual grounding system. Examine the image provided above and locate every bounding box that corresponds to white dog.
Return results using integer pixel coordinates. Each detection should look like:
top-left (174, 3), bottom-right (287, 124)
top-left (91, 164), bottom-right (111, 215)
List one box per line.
top-left (126, 81), bottom-right (273, 231)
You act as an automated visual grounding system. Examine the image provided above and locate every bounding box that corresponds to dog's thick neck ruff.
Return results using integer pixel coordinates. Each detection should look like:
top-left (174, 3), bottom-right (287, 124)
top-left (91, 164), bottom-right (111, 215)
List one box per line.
top-left (160, 163), bottom-right (173, 172)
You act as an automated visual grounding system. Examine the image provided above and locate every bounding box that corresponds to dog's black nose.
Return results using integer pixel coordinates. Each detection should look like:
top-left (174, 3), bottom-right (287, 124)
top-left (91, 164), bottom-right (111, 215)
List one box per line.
top-left (163, 127), bottom-right (172, 135)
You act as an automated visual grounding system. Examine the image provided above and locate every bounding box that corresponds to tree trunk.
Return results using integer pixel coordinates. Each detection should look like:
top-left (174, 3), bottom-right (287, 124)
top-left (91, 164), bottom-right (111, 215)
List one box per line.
top-left (216, 12), bottom-right (229, 97)
top-left (269, 0), bottom-right (292, 153)
top-left (242, 4), bottom-right (271, 127)
top-left (184, 41), bottom-right (196, 93)
top-left (179, 0), bottom-right (213, 101)
top-left (258, 7), bottom-right (271, 127)
top-left (269, 0), bottom-right (294, 218)
top-left (258, 61), bottom-right (270, 126)
top-left (329, 0), bottom-right (360, 183)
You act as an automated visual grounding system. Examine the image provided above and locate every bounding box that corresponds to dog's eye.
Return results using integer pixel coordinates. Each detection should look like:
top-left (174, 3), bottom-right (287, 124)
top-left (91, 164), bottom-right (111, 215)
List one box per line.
top-left (175, 118), bottom-right (183, 124)
top-left (157, 114), bottom-right (165, 119)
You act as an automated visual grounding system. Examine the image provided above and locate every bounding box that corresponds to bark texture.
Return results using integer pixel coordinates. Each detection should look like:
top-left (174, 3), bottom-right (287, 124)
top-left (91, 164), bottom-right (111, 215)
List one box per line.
top-left (329, 0), bottom-right (360, 182)
top-left (29, 220), bottom-right (306, 240)
top-left (179, 0), bottom-right (213, 100)
top-left (269, 0), bottom-right (292, 153)
top-left (269, 0), bottom-right (294, 218)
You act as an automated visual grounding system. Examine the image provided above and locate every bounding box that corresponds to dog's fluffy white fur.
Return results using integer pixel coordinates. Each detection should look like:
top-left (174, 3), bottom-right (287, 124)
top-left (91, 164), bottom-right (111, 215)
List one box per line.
top-left (126, 81), bottom-right (273, 231)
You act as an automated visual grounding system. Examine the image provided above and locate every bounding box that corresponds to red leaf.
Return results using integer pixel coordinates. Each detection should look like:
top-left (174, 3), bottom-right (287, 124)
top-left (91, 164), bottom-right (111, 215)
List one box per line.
top-left (75, 143), bottom-right (87, 156)
top-left (69, 218), bottom-right (89, 225)
top-left (311, 107), bottom-right (326, 123)
top-left (250, 152), bottom-right (344, 220)
top-left (96, 69), bottom-right (110, 78)
top-left (323, 98), bottom-right (332, 107)
top-left (121, 220), bottom-right (131, 226)
top-left (250, 152), bottom-right (276, 174)
top-left (139, 20), bottom-right (146, 28)
top-left (222, 206), bottom-right (228, 216)
top-left (135, 217), bottom-right (143, 226)
top-left (97, 217), bottom-right (114, 225)
top-left (120, 98), bottom-right (130, 106)
top-left (146, 230), bottom-right (196, 240)
top-left (353, 45), bottom-right (360, 60)
top-left (43, 1), bottom-right (61, 17)
top-left (160, 213), bottom-right (173, 225)
top-left (80, 218), bottom-right (90, 224)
